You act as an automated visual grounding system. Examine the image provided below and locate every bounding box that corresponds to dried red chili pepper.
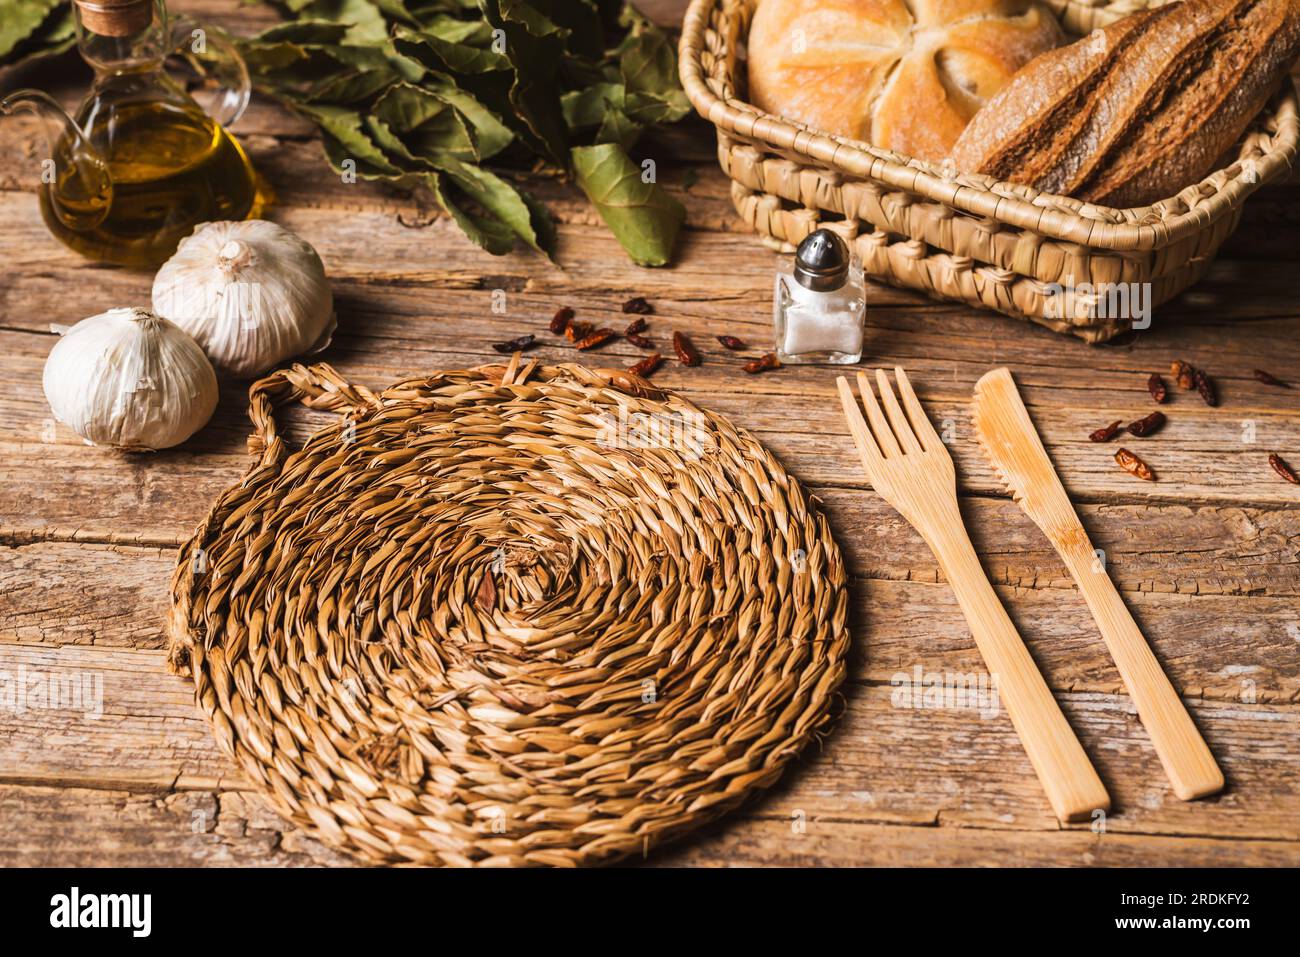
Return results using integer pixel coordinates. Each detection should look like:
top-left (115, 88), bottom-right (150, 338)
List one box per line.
top-left (744, 352), bottom-right (780, 374)
top-left (624, 316), bottom-right (647, 336)
top-left (1115, 447), bottom-right (1155, 481)
top-left (626, 333), bottom-right (654, 349)
top-left (672, 331), bottom-right (700, 366)
top-left (575, 327), bottom-right (616, 350)
top-left (1255, 369), bottom-right (1292, 389)
top-left (1127, 410), bottom-right (1166, 437)
top-left (549, 306), bottom-right (573, 335)
top-left (1171, 360), bottom-right (1196, 391)
top-left (626, 353), bottom-right (663, 378)
top-left (607, 373), bottom-right (667, 401)
top-left (475, 572), bottom-right (497, 614)
top-left (1089, 420), bottom-right (1123, 442)
top-left (565, 319), bottom-right (593, 342)
top-left (716, 335), bottom-right (747, 351)
top-left (1147, 373), bottom-right (1167, 404)
top-left (622, 296), bottom-right (653, 315)
top-left (1193, 369), bottom-right (1217, 406)
top-left (492, 333), bottom-right (536, 354)
top-left (1269, 453), bottom-right (1299, 485)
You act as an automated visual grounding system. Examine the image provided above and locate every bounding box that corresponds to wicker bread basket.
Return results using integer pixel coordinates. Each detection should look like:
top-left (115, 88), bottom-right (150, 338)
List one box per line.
top-left (678, 0), bottom-right (1300, 342)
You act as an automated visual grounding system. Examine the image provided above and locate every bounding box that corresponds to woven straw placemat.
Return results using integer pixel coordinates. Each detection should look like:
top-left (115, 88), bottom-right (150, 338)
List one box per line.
top-left (166, 358), bottom-right (850, 866)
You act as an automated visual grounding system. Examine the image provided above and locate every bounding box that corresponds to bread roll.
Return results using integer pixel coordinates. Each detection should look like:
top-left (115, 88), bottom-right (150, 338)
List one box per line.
top-left (746, 0), bottom-right (1064, 161)
top-left (948, 0), bottom-right (1300, 207)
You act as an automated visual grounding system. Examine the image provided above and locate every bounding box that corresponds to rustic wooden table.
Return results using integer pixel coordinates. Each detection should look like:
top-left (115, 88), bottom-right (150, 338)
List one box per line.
top-left (2, 1), bottom-right (1298, 867)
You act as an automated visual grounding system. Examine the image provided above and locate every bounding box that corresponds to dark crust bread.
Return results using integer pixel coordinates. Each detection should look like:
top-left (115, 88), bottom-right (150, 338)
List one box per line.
top-left (948, 0), bottom-right (1300, 207)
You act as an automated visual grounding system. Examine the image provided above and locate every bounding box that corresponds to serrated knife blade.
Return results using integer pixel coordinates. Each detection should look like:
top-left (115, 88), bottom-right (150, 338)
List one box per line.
top-left (972, 367), bottom-right (1082, 539)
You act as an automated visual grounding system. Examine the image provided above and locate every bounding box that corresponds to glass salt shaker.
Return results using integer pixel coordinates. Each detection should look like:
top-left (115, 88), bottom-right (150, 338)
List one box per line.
top-left (774, 229), bottom-right (866, 364)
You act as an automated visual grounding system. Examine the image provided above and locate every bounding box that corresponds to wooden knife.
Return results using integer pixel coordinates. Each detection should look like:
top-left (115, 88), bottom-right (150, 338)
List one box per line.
top-left (972, 367), bottom-right (1224, 800)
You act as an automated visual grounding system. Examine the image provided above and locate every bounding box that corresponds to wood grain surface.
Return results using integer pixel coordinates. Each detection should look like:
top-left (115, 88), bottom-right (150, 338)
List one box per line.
top-left (1, 0), bottom-right (1297, 867)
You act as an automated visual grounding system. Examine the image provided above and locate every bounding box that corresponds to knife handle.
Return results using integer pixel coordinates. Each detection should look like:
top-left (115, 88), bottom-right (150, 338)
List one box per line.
top-left (1062, 546), bottom-right (1224, 800)
top-left (928, 525), bottom-right (1111, 823)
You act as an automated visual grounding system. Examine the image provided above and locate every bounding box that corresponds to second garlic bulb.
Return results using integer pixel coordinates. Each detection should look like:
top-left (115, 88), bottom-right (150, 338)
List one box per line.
top-left (152, 220), bottom-right (335, 378)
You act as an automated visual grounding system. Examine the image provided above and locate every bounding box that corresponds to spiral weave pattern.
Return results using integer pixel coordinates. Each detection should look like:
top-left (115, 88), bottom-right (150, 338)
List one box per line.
top-left (168, 359), bottom-right (850, 866)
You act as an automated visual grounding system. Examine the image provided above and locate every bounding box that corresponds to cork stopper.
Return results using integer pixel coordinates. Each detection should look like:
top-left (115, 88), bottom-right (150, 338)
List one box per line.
top-left (75, 0), bottom-right (155, 38)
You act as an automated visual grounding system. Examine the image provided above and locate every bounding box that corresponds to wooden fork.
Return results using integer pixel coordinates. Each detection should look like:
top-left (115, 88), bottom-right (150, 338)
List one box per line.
top-left (838, 367), bottom-right (1110, 823)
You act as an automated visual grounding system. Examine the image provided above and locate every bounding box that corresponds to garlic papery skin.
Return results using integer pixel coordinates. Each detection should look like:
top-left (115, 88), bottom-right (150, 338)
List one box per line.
top-left (151, 220), bottom-right (335, 379)
top-left (42, 308), bottom-right (218, 451)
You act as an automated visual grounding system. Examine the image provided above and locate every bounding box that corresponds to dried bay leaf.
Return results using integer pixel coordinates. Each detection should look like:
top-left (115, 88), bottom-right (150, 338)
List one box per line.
top-left (572, 142), bottom-right (684, 267)
top-left (389, 28), bottom-right (519, 144)
top-left (373, 82), bottom-right (478, 160)
top-left (517, 187), bottom-right (558, 260)
top-left (315, 42), bottom-right (393, 70)
top-left (366, 115), bottom-right (550, 257)
top-left (290, 0), bottom-right (389, 44)
top-left (622, 90), bottom-right (689, 127)
top-left (418, 73), bottom-right (513, 160)
top-left (559, 11), bottom-right (687, 150)
top-left (0, 1), bottom-right (74, 68)
top-left (618, 10), bottom-right (686, 107)
top-left (364, 113), bottom-right (421, 164)
top-left (479, 0), bottom-right (569, 165)
top-left (247, 0), bottom-right (690, 263)
top-left (562, 82), bottom-right (625, 132)
top-left (435, 156), bottom-right (556, 259)
top-left (391, 26), bottom-right (510, 75)
top-left (536, 0), bottom-right (604, 61)
top-left (239, 34), bottom-right (390, 89)
top-left (250, 19), bottom-right (352, 44)
top-left (307, 65), bottom-right (397, 103)
top-left (596, 107), bottom-right (641, 152)
top-left (426, 171), bottom-right (517, 256)
top-left (240, 40), bottom-right (314, 75)
top-left (370, 0), bottom-right (419, 26)
top-left (416, 15), bottom-right (495, 46)
top-left (1, 0), bottom-right (62, 61)
top-left (294, 103), bottom-right (404, 177)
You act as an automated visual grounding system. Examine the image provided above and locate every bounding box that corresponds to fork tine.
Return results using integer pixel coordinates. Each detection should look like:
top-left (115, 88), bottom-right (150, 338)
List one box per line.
top-left (837, 376), bottom-right (884, 471)
top-left (876, 368), bottom-right (922, 454)
top-left (894, 366), bottom-right (942, 450)
top-left (856, 371), bottom-right (901, 458)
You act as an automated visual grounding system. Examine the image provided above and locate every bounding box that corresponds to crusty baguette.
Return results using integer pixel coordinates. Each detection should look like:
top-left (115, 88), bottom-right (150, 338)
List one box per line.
top-left (948, 0), bottom-right (1300, 207)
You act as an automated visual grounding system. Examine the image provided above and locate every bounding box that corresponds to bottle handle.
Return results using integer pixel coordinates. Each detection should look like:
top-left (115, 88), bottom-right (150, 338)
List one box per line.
top-left (0, 90), bottom-right (112, 233)
top-left (168, 16), bottom-right (250, 129)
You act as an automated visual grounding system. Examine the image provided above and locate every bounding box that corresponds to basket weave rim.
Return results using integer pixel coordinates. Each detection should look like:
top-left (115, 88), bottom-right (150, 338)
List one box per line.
top-left (679, 0), bottom-right (1300, 252)
top-left (167, 359), bottom-right (852, 866)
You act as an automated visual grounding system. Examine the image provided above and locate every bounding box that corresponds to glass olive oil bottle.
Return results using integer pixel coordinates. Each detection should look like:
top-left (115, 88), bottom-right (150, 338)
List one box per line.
top-left (3, 0), bottom-right (257, 268)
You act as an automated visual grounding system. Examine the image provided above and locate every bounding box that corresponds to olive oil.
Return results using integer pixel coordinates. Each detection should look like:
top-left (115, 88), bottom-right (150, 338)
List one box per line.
top-left (42, 98), bottom-right (258, 268)
top-left (3, 1), bottom-right (261, 267)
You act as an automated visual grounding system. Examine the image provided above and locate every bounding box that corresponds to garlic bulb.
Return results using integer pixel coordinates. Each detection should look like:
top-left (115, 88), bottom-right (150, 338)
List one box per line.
top-left (152, 220), bottom-right (335, 378)
top-left (43, 308), bottom-right (218, 451)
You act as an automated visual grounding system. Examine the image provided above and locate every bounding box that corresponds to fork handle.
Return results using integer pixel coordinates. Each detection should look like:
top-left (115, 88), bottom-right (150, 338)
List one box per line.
top-left (929, 527), bottom-right (1111, 823)
top-left (1059, 544), bottom-right (1224, 800)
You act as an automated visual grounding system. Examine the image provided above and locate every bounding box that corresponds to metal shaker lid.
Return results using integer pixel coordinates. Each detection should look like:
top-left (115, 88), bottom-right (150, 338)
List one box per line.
top-left (793, 228), bottom-right (849, 292)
